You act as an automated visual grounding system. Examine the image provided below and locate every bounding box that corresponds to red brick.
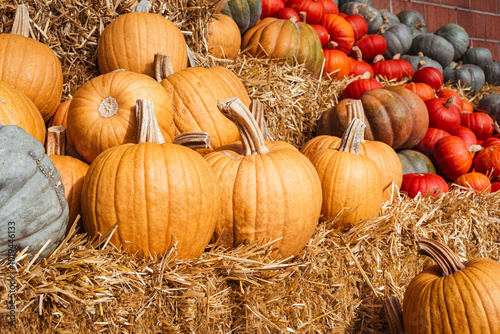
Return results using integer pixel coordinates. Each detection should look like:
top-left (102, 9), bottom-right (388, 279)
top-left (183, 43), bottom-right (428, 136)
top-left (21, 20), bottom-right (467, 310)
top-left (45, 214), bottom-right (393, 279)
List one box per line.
top-left (471, 0), bottom-right (496, 12)
top-left (457, 10), bottom-right (485, 38)
top-left (485, 14), bottom-right (500, 40)
top-left (372, 0), bottom-right (391, 11)
top-left (391, 1), bottom-right (426, 19)
top-left (471, 39), bottom-right (500, 61)
top-left (426, 5), bottom-right (456, 32)
top-left (442, 0), bottom-right (469, 9)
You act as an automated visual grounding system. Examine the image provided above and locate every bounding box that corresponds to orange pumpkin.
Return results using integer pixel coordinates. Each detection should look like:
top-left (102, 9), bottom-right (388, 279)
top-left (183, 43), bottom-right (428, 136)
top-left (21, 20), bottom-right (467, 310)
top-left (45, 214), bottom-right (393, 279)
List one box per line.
top-left (48, 100), bottom-right (84, 160)
top-left (67, 70), bottom-right (175, 163)
top-left (207, 14), bottom-right (241, 59)
top-left (0, 79), bottom-right (45, 144)
top-left (454, 172), bottom-right (491, 192)
top-left (81, 100), bottom-right (221, 259)
top-left (0, 5), bottom-right (63, 121)
top-left (204, 97), bottom-right (322, 257)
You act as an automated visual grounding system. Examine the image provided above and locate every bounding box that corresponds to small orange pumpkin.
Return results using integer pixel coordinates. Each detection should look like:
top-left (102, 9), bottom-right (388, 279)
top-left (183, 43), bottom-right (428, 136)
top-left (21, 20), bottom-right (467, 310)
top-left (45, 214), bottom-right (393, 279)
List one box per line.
top-left (207, 14), bottom-right (241, 59)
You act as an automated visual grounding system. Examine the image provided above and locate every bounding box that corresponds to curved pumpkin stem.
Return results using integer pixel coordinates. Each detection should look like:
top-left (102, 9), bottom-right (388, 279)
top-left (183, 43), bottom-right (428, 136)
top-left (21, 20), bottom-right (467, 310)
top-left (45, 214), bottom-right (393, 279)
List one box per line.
top-left (12, 5), bottom-right (30, 37)
top-left (212, 0), bottom-right (230, 14)
top-left (418, 237), bottom-right (466, 276)
top-left (351, 46), bottom-right (363, 61)
top-left (174, 132), bottom-right (211, 150)
top-left (45, 126), bottom-right (67, 156)
top-left (493, 121), bottom-right (500, 134)
top-left (383, 296), bottom-right (405, 334)
top-left (132, 0), bottom-right (152, 12)
top-left (373, 55), bottom-right (385, 63)
top-left (345, 100), bottom-right (366, 142)
top-left (217, 97), bottom-right (269, 156)
top-left (417, 60), bottom-right (426, 71)
top-left (325, 41), bottom-right (338, 50)
top-left (136, 99), bottom-right (166, 144)
top-left (338, 118), bottom-right (366, 155)
top-left (154, 53), bottom-right (174, 81)
top-left (444, 96), bottom-right (456, 109)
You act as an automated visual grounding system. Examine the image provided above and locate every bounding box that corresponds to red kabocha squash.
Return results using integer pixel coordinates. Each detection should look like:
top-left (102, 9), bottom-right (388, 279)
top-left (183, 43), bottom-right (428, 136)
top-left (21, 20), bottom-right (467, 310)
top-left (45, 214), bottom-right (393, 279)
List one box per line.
top-left (0, 5), bottom-right (63, 122)
top-left (433, 135), bottom-right (473, 180)
top-left (207, 14), bottom-right (241, 59)
top-left (403, 238), bottom-right (500, 334)
top-left (416, 127), bottom-right (451, 156)
top-left (453, 172), bottom-right (491, 192)
top-left (347, 47), bottom-right (374, 76)
top-left (354, 34), bottom-right (387, 63)
top-left (276, 7), bottom-right (300, 20)
top-left (287, 0), bottom-right (324, 24)
top-left (400, 173), bottom-right (449, 198)
top-left (46, 126), bottom-right (89, 232)
top-left (311, 24), bottom-right (330, 47)
top-left (309, 118), bottom-right (383, 227)
top-left (401, 82), bottom-right (435, 101)
top-left (425, 96), bottom-right (462, 133)
top-left (322, 14), bottom-right (355, 54)
top-left (437, 89), bottom-right (463, 111)
top-left (0, 79), bottom-right (45, 145)
top-left (205, 98), bottom-right (322, 258)
top-left (411, 63), bottom-right (444, 91)
top-left (492, 182), bottom-right (500, 192)
top-left (81, 101), bottom-right (221, 259)
top-left (344, 14), bottom-right (368, 41)
top-left (482, 137), bottom-right (500, 147)
top-left (394, 55), bottom-right (415, 78)
top-left (241, 17), bottom-right (324, 77)
top-left (318, 85), bottom-right (429, 150)
top-left (260, 0), bottom-right (285, 18)
top-left (342, 77), bottom-right (382, 99)
top-left (452, 126), bottom-right (478, 149)
top-left (473, 144), bottom-right (500, 182)
top-left (372, 55), bottom-right (413, 81)
top-left (460, 111), bottom-right (494, 140)
top-left (323, 48), bottom-right (350, 79)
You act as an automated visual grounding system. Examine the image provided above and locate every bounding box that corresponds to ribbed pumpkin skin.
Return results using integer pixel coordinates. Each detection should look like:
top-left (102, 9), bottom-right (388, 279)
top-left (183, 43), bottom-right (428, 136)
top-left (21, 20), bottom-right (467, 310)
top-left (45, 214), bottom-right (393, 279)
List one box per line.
top-left (67, 71), bottom-right (175, 163)
top-left (0, 125), bottom-right (69, 260)
top-left (416, 127), bottom-right (451, 156)
top-left (50, 155), bottom-right (89, 231)
top-left (410, 33), bottom-right (455, 68)
top-left (433, 135), bottom-right (473, 180)
top-left (381, 24), bottom-right (413, 59)
top-left (323, 49), bottom-right (350, 79)
top-left (310, 147), bottom-right (383, 226)
top-left (322, 14), bottom-right (355, 54)
top-left (205, 141), bottom-right (322, 257)
top-left (434, 23), bottom-right (469, 61)
top-left (221, 0), bottom-right (262, 34)
top-left (97, 12), bottom-right (188, 77)
top-left (0, 80), bottom-right (46, 144)
top-left (403, 258), bottom-right (500, 333)
top-left (477, 93), bottom-right (500, 123)
top-left (397, 149), bottom-right (436, 174)
top-left (301, 135), bottom-right (402, 201)
top-left (207, 14), bottom-right (241, 59)
top-left (454, 172), bottom-right (491, 192)
top-left (343, 78), bottom-right (383, 99)
top-left (81, 143), bottom-right (221, 259)
top-left (400, 173), bottom-right (448, 198)
top-left (402, 82), bottom-right (435, 101)
top-left (474, 145), bottom-right (500, 182)
top-left (0, 34), bottom-right (63, 121)
top-left (160, 66), bottom-right (250, 153)
top-left (242, 17), bottom-right (324, 77)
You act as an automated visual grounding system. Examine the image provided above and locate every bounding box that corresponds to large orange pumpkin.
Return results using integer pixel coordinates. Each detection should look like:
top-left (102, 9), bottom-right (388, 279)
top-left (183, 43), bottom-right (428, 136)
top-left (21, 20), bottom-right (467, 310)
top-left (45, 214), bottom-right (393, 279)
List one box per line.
top-left (81, 100), bottom-right (221, 259)
top-left (204, 97), bottom-right (322, 258)
top-left (0, 79), bottom-right (45, 144)
top-left (97, 7), bottom-right (188, 77)
top-left (241, 17), bottom-right (324, 77)
top-left (309, 118), bottom-right (383, 227)
top-left (0, 5), bottom-right (63, 121)
top-left (158, 61), bottom-right (250, 154)
top-left (67, 70), bottom-right (175, 163)
top-left (318, 85), bottom-right (429, 150)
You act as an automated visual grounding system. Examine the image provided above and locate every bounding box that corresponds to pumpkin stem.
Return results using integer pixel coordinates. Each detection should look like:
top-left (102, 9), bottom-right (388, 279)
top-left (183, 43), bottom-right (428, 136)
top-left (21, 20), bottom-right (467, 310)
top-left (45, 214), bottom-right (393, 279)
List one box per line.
top-left (12, 5), bottom-right (30, 37)
top-left (98, 96), bottom-right (119, 118)
top-left (132, 0), bottom-right (152, 12)
top-left (212, 0), bottom-right (230, 14)
top-left (154, 53), bottom-right (174, 82)
top-left (249, 99), bottom-right (267, 138)
top-left (417, 52), bottom-right (424, 57)
top-left (45, 126), bottom-right (67, 156)
top-left (174, 132), bottom-right (211, 150)
top-left (418, 237), bottom-right (466, 276)
top-left (455, 60), bottom-right (463, 70)
top-left (373, 55), bottom-right (385, 63)
top-left (417, 60), bottom-right (426, 70)
top-left (338, 118), bottom-right (366, 155)
top-left (383, 296), bottom-right (405, 334)
top-left (493, 121), bottom-right (500, 134)
top-left (136, 99), bottom-right (166, 144)
top-left (345, 100), bottom-right (366, 142)
top-left (299, 11), bottom-right (307, 23)
top-left (325, 41), bottom-right (338, 49)
top-left (217, 97), bottom-right (269, 156)
top-left (392, 53), bottom-right (401, 60)
top-left (415, 22), bottom-right (426, 29)
top-left (468, 145), bottom-right (483, 153)
top-left (444, 96), bottom-right (456, 109)
top-left (379, 25), bottom-right (387, 34)
top-left (382, 14), bottom-right (389, 24)
top-left (351, 46), bottom-right (363, 61)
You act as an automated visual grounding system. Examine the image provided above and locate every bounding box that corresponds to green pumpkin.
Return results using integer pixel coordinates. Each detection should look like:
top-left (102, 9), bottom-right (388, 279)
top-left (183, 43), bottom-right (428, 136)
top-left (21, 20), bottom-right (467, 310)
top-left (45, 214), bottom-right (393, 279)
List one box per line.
top-left (221, 0), bottom-right (262, 34)
top-left (409, 33), bottom-right (455, 68)
top-left (379, 10), bottom-right (400, 30)
top-left (397, 9), bottom-right (427, 36)
top-left (477, 94), bottom-right (500, 123)
top-left (434, 24), bottom-right (469, 61)
top-left (400, 53), bottom-right (444, 74)
top-left (340, 2), bottom-right (382, 34)
top-left (338, 0), bottom-right (372, 8)
top-left (461, 47), bottom-right (493, 68)
top-left (0, 125), bottom-right (69, 260)
top-left (484, 61), bottom-right (500, 85)
top-left (443, 62), bottom-right (485, 94)
top-left (381, 24), bottom-right (412, 59)
top-left (397, 149), bottom-right (436, 175)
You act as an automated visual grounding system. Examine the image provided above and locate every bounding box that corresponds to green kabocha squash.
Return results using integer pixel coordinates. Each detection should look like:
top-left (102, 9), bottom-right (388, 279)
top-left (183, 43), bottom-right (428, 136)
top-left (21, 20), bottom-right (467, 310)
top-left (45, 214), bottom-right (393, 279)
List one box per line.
top-left (409, 33), bottom-right (455, 68)
top-left (380, 24), bottom-right (412, 59)
top-left (461, 47), bottom-right (493, 68)
top-left (340, 1), bottom-right (382, 34)
top-left (397, 9), bottom-right (426, 38)
top-left (484, 61), bottom-right (500, 85)
top-left (477, 94), bottom-right (500, 123)
top-left (379, 10), bottom-right (400, 30)
top-left (400, 52), bottom-right (443, 74)
top-left (0, 125), bottom-right (69, 260)
top-left (220, 0), bottom-right (262, 34)
top-left (338, 0), bottom-right (372, 8)
top-left (397, 149), bottom-right (436, 175)
top-left (434, 23), bottom-right (469, 61)
top-left (443, 62), bottom-right (485, 94)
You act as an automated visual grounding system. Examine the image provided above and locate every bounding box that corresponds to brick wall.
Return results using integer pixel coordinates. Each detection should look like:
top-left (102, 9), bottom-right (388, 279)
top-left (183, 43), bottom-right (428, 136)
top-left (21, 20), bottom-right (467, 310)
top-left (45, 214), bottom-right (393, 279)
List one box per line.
top-left (371, 0), bottom-right (500, 61)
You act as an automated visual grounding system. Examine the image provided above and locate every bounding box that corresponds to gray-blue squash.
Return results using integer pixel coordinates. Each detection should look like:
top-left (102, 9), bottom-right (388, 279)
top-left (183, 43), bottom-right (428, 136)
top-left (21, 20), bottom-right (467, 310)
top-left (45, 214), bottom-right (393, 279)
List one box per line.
top-left (409, 33), bottom-right (455, 68)
top-left (443, 62), bottom-right (485, 94)
top-left (0, 125), bottom-right (69, 260)
top-left (434, 24), bottom-right (469, 61)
